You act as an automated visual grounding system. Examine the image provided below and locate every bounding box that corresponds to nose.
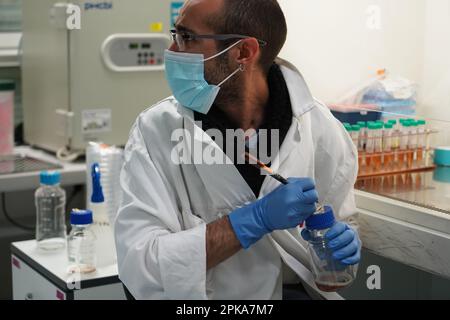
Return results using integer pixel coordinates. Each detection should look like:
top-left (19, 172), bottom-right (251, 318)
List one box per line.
top-left (169, 41), bottom-right (179, 52)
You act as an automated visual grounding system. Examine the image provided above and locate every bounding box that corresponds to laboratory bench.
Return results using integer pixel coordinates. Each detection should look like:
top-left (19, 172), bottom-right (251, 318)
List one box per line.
top-left (2, 147), bottom-right (125, 300)
top-left (4, 147), bottom-right (450, 299)
top-left (0, 146), bottom-right (86, 193)
top-left (355, 170), bottom-right (450, 279)
top-left (340, 169), bottom-right (450, 299)
top-left (10, 240), bottom-right (125, 300)
top-left (1, 146), bottom-right (87, 299)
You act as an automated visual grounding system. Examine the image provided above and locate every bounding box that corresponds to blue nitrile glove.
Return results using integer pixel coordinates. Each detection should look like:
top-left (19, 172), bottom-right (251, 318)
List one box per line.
top-left (301, 221), bottom-right (361, 265)
top-left (229, 178), bottom-right (319, 249)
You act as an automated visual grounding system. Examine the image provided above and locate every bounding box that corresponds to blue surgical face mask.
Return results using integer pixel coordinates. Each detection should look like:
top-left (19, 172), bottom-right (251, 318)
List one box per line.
top-left (164, 41), bottom-right (243, 114)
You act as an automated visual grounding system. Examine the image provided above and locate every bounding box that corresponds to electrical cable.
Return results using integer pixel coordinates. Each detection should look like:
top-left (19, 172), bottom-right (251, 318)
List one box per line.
top-left (1, 193), bottom-right (34, 231)
top-left (66, 185), bottom-right (83, 209)
top-left (1, 185), bottom-right (83, 232)
top-left (56, 147), bottom-right (82, 162)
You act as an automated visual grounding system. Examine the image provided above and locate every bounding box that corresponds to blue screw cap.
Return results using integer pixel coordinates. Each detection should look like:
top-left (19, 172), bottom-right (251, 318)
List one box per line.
top-left (70, 209), bottom-right (93, 225)
top-left (40, 171), bottom-right (61, 185)
top-left (305, 206), bottom-right (336, 230)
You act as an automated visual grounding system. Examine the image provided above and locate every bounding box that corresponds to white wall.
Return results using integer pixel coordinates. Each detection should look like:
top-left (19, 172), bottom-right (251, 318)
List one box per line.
top-left (419, 0), bottom-right (450, 122)
top-left (278, 0), bottom-right (426, 104)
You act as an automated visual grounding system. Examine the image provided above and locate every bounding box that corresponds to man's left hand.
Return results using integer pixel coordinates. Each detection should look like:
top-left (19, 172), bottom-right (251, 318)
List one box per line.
top-left (301, 221), bottom-right (361, 265)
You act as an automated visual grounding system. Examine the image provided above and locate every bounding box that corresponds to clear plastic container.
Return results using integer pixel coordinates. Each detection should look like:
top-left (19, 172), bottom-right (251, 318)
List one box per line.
top-left (387, 119), bottom-right (399, 149)
top-left (0, 80), bottom-right (15, 156)
top-left (304, 206), bottom-right (357, 292)
top-left (88, 163), bottom-right (117, 267)
top-left (357, 121), bottom-right (367, 149)
top-left (416, 120), bottom-right (427, 163)
top-left (365, 122), bottom-right (377, 169)
top-left (67, 209), bottom-right (96, 274)
top-left (350, 125), bottom-right (361, 150)
top-left (35, 171), bottom-right (66, 251)
top-left (86, 142), bottom-right (124, 227)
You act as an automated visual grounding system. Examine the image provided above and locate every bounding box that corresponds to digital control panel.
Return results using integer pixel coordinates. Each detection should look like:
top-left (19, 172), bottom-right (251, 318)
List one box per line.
top-left (101, 34), bottom-right (171, 72)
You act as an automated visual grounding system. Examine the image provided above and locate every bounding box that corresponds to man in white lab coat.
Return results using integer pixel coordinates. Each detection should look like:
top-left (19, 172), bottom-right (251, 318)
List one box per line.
top-left (115, 0), bottom-right (361, 300)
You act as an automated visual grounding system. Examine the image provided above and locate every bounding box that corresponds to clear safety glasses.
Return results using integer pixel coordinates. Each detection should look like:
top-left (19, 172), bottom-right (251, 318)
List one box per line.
top-left (170, 29), bottom-right (268, 50)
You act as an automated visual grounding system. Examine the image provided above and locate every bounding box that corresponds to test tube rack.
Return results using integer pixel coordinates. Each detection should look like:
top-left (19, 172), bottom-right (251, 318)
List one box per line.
top-left (356, 129), bottom-right (437, 179)
top-left (355, 171), bottom-right (429, 196)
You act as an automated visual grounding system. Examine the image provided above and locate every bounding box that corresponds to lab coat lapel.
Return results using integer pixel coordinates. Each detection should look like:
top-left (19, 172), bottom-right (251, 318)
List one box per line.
top-left (277, 58), bottom-right (316, 118)
top-left (259, 61), bottom-right (317, 197)
top-left (179, 105), bottom-right (256, 212)
top-left (177, 61), bottom-right (316, 204)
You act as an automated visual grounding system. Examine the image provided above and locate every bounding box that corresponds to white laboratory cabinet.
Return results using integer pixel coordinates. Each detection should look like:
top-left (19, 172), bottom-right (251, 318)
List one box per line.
top-left (11, 240), bottom-right (126, 300)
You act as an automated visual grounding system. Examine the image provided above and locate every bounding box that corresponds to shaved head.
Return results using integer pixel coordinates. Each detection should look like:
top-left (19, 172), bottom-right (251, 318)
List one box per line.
top-left (206, 0), bottom-right (287, 74)
top-left (176, 0), bottom-right (287, 74)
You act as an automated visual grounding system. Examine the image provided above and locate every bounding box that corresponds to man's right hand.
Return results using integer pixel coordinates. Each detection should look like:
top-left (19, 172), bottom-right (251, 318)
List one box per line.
top-left (229, 178), bottom-right (319, 249)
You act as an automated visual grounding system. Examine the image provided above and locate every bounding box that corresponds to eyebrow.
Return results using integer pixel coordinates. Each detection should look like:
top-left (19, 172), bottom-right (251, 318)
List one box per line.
top-left (173, 23), bottom-right (196, 34)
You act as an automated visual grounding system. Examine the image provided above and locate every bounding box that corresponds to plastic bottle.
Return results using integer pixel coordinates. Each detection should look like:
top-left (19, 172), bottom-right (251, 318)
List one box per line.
top-left (350, 125), bottom-right (361, 149)
top-left (357, 121), bottom-right (367, 149)
top-left (35, 171), bottom-right (66, 251)
top-left (88, 163), bottom-right (117, 267)
top-left (387, 119), bottom-right (399, 149)
top-left (373, 123), bottom-right (384, 171)
top-left (399, 120), bottom-right (411, 168)
top-left (85, 142), bottom-right (124, 227)
top-left (383, 123), bottom-right (394, 169)
top-left (304, 206), bottom-right (357, 292)
top-left (344, 124), bottom-right (353, 141)
top-left (67, 209), bottom-right (96, 274)
top-left (416, 120), bottom-right (427, 163)
top-left (365, 122), bottom-right (377, 170)
top-left (351, 125), bottom-right (362, 173)
top-left (407, 120), bottom-right (418, 167)
top-left (343, 123), bottom-right (352, 132)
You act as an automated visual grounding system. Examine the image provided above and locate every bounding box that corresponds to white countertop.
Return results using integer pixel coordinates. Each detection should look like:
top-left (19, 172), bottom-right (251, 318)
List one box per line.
top-left (11, 239), bottom-right (119, 290)
top-left (0, 146), bottom-right (86, 192)
top-left (0, 32), bottom-right (21, 67)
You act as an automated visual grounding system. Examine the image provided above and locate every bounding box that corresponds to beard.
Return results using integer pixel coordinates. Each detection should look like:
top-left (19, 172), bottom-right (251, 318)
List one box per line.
top-left (204, 52), bottom-right (244, 109)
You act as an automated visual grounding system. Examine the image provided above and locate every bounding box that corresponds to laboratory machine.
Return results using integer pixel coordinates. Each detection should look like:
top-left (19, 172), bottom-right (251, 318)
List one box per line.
top-left (21, 0), bottom-right (185, 155)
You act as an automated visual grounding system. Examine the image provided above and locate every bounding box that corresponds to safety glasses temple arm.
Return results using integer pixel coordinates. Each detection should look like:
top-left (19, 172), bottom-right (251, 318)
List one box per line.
top-left (195, 34), bottom-right (267, 47)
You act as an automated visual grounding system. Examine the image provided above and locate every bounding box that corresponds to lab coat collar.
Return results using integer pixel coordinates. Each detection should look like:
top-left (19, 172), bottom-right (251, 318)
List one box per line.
top-left (176, 59), bottom-right (316, 203)
top-left (276, 57), bottom-right (316, 118)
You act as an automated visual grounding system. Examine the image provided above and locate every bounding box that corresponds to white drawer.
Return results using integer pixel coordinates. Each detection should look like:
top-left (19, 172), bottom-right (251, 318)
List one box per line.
top-left (11, 255), bottom-right (67, 300)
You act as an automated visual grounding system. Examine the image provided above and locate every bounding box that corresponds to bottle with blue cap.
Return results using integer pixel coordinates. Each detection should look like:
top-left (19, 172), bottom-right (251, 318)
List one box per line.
top-left (304, 206), bottom-right (357, 292)
top-left (35, 171), bottom-right (66, 251)
top-left (67, 209), bottom-right (96, 274)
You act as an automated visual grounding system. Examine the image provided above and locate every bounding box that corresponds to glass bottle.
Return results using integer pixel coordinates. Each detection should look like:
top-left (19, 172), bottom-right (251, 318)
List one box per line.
top-left (304, 206), bottom-right (358, 292)
top-left (35, 171), bottom-right (66, 251)
top-left (67, 209), bottom-right (96, 274)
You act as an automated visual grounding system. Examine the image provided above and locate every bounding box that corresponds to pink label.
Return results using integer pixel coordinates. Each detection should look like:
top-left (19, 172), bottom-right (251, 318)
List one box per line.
top-left (0, 93), bottom-right (14, 155)
top-left (56, 290), bottom-right (65, 300)
top-left (12, 257), bottom-right (20, 269)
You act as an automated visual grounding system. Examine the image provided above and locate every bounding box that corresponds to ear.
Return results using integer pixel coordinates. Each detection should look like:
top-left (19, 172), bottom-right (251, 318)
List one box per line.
top-left (234, 38), bottom-right (260, 66)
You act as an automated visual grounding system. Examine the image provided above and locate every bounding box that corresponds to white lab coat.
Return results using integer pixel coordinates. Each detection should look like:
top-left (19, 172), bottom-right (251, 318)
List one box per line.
top-left (115, 58), bottom-right (359, 300)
